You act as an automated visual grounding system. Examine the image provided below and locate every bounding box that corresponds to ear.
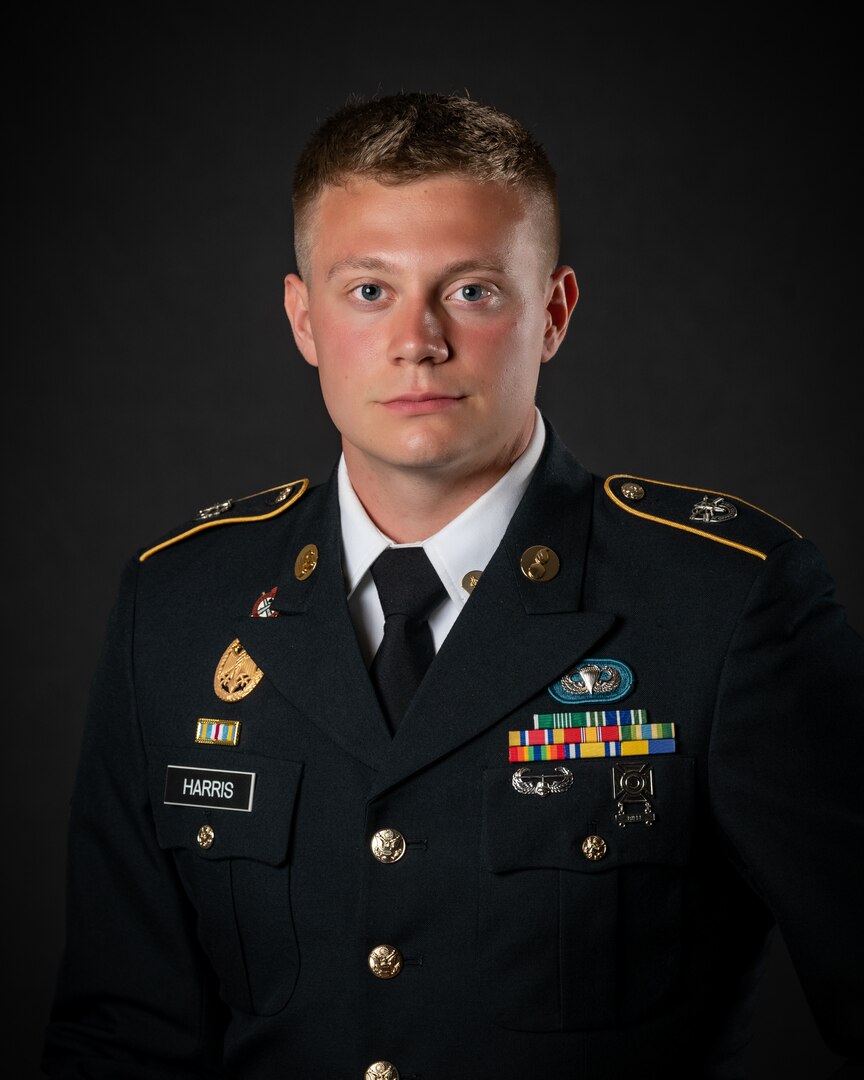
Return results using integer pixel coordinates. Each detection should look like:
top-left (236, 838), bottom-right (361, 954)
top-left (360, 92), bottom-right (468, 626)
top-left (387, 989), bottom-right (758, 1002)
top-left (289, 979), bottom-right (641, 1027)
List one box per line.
top-left (540, 265), bottom-right (579, 363)
top-left (283, 273), bottom-right (319, 368)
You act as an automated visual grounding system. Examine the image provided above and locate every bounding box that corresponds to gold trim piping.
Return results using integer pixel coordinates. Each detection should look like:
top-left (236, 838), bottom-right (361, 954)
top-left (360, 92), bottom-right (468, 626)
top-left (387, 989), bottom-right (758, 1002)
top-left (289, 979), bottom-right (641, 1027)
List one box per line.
top-left (603, 474), bottom-right (801, 561)
top-left (138, 479), bottom-right (309, 562)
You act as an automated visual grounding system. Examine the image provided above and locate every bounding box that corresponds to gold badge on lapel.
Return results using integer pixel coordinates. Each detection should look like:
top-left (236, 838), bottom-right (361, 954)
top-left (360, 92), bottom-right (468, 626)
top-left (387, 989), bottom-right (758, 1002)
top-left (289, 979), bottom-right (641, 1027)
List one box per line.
top-left (461, 570), bottom-right (482, 593)
top-left (294, 543), bottom-right (319, 580)
top-left (519, 545), bottom-right (560, 582)
top-left (214, 639), bottom-right (264, 702)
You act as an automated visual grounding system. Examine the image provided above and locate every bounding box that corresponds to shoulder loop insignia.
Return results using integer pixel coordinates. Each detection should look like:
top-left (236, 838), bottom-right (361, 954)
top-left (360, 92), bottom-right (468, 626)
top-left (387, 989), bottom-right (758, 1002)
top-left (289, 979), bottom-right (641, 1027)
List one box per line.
top-left (603, 473), bottom-right (802, 561)
top-left (138, 479), bottom-right (309, 562)
top-left (689, 494), bottom-right (737, 523)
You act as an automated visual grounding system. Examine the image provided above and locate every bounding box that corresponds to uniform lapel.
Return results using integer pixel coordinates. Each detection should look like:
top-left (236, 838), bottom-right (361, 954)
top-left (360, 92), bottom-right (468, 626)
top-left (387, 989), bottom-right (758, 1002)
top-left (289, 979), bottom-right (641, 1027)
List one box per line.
top-left (367, 426), bottom-right (615, 800)
top-left (237, 474), bottom-right (393, 771)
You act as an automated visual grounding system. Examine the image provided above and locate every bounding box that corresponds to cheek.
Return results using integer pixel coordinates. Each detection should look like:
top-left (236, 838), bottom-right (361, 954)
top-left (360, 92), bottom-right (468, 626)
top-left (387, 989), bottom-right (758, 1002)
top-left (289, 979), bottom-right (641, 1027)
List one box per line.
top-left (313, 339), bottom-right (386, 433)
top-left (313, 325), bottom-right (377, 394)
top-left (465, 318), bottom-right (542, 390)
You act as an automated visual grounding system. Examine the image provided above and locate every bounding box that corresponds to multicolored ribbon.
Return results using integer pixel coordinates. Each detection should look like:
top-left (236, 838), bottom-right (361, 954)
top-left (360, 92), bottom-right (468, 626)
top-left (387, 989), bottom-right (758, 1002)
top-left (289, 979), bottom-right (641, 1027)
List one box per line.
top-left (509, 714), bottom-right (675, 761)
top-left (510, 739), bottom-right (675, 762)
top-left (195, 719), bottom-right (241, 746)
top-left (533, 708), bottom-right (648, 729)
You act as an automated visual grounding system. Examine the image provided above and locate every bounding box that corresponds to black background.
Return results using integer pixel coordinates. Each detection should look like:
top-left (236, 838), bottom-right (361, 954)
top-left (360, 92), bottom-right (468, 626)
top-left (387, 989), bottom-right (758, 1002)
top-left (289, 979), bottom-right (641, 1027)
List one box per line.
top-left (7, 4), bottom-right (861, 1076)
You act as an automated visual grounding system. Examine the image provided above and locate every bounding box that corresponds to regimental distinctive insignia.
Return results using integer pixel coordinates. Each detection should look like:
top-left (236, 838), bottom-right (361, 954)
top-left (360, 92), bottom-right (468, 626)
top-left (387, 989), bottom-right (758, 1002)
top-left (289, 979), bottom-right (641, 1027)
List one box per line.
top-left (511, 765), bottom-right (574, 797)
top-left (689, 494), bottom-right (737, 524)
top-left (251, 587), bottom-right (279, 618)
top-left (195, 719), bottom-right (241, 746)
top-left (612, 763), bottom-right (656, 826)
top-left (213, 639), bottom-right (264, 702)
top-left (509, 723), bottom-right (675, 762)
top-left (548, 658), bottom-right (634, 705)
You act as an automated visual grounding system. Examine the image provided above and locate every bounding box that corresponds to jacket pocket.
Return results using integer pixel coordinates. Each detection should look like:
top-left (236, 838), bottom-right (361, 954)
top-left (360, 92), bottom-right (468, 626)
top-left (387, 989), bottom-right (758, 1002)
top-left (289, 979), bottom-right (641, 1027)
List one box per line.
top-left (480, 755), bottom-right (695, 1031)
top-left (148, 745), bottom-right (303, 1016)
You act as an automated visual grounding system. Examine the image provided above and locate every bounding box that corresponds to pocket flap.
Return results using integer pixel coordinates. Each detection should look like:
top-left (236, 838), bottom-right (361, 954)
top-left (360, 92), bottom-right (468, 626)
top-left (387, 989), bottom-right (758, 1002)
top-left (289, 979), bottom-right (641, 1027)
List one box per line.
top-left (483, 756), bottom-right (695, 872)
top-left (147, 745), bottom-right (303, 865)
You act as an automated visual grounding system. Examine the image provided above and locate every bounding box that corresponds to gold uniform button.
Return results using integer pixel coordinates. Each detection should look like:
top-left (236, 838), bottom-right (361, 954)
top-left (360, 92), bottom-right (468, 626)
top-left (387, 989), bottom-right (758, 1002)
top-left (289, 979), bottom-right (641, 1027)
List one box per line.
top-left (368, 944), bottom-right (403, 979)
top-left (294, 543), bottom-right (319, 580)
top-left (370, 828), bottom-right (406, 864)
top-left (581, 834), bottom-right (607, 861)
top-left (621, 481), bottom-right (645, 501)
top-left (197, 825), bottom-right (215, 849)
top-left (365, 1063), bottom-right (400, 1080)
top-left (519, 545), bottom-right (560, 583)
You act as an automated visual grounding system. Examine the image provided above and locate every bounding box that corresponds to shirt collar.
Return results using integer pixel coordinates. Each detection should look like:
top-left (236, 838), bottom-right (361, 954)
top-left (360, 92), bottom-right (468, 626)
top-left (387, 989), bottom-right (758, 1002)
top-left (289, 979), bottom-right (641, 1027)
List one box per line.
top-left (338, 407), bottom-right (546, 606)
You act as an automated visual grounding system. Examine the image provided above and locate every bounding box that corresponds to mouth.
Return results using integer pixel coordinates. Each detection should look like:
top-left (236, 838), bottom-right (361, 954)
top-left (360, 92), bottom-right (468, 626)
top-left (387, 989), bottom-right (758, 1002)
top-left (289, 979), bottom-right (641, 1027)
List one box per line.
top-left (379, 393), bottom-right (464, 414)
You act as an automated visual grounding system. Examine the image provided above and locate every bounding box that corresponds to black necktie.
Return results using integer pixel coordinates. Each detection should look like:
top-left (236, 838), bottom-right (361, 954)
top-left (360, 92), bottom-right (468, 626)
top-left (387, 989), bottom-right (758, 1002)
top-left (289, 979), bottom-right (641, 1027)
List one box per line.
top-left (369, 547), bottom-right (447, 732)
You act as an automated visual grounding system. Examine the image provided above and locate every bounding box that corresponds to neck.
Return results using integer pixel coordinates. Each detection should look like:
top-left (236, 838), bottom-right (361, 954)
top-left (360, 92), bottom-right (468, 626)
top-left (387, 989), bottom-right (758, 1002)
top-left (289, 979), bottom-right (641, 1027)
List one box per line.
top-left (344, 427), bottom-right (535, 544)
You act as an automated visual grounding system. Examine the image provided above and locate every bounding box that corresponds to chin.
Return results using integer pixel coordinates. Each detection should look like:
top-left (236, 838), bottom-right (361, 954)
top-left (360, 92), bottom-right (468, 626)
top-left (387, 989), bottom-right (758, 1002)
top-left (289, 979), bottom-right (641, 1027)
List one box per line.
top-left (365, 435), bottom-right (472, 474)
top-left (396, 427), bottom-right (478, 467)
top-left (389, 448), bottom-right (467, 473)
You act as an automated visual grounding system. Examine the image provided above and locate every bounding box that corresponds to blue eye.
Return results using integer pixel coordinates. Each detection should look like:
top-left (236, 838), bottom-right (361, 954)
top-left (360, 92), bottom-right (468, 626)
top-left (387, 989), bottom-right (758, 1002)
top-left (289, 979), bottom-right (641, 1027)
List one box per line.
top-left (356, 283), bottom-right (383, 301)
top-left (456, 284), bottom-right (488, 302)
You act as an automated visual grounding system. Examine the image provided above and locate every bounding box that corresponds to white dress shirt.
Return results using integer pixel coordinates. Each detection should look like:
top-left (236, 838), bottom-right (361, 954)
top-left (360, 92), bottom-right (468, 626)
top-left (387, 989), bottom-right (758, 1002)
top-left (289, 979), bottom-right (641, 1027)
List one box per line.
top-left (338, 408), bottom-right (546, 666)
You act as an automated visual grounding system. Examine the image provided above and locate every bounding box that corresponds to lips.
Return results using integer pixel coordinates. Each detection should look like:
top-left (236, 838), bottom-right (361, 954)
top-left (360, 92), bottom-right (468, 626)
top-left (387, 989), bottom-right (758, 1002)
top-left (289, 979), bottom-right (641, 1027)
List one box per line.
top-left (380, 393), bottom-right (464, 414)
top-left (383, 392), bottom-right (460, 402)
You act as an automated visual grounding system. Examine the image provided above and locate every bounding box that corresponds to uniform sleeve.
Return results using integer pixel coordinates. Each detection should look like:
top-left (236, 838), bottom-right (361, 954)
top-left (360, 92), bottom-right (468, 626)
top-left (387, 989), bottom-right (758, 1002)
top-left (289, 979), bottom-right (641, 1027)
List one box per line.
top-left (41, 558), bottom-right (228, 1079)
top-left (709, 537), bottom-right (864, 1070)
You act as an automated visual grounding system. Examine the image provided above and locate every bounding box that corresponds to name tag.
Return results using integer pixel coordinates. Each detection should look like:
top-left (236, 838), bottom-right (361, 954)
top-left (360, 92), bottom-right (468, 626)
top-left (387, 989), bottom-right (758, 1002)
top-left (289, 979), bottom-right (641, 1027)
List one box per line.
top-left (164, 765), bottom-right (255, 812)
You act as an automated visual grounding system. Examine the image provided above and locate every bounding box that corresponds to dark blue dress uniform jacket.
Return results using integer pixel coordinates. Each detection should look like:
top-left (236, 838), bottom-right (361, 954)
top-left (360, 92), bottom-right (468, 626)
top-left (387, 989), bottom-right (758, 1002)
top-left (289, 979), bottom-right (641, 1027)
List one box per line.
top-left (42, 422), bottom-right (864, 1078)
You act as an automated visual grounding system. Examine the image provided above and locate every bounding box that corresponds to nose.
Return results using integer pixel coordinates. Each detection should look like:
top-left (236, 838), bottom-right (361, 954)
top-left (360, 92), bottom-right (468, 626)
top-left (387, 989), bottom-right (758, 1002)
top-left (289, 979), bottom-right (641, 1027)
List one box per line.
top-left (388, 296), bottom-right (450, 365)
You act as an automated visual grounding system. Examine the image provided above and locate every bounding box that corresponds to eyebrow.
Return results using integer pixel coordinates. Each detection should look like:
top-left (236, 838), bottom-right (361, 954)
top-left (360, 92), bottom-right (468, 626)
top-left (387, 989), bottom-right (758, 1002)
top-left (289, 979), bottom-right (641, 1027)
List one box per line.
top-left (325, 256), bottom-right (507, 282)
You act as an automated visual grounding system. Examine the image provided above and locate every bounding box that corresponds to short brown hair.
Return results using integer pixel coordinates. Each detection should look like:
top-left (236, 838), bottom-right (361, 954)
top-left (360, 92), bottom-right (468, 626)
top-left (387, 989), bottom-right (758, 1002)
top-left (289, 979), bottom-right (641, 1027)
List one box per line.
top-left (292, 92), bottom-right (560, 277)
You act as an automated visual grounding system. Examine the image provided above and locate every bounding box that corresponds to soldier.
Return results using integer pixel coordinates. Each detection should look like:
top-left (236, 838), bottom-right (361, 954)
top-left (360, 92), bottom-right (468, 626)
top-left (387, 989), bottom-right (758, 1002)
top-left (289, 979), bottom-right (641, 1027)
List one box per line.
top-left (42, 92), bottom-right (863, 1078)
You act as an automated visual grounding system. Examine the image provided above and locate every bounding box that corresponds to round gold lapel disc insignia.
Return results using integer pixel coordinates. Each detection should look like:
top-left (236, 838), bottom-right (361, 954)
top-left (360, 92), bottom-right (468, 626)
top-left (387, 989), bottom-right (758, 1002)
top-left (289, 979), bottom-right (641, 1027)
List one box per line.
top-left (461, 570), bottom-right (482, 593)
top-left (214, 639), bottom-right (264, 702)
top-left (294, 543), bottom-right (319, 581)
top-left (520, 545), bottom-right (560, 583)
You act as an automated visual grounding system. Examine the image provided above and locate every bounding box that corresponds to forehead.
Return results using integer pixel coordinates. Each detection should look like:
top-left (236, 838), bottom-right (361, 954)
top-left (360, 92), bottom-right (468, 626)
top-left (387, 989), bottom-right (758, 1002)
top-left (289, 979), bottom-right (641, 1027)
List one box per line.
top-left (304, 175), bottom-right (547, 274)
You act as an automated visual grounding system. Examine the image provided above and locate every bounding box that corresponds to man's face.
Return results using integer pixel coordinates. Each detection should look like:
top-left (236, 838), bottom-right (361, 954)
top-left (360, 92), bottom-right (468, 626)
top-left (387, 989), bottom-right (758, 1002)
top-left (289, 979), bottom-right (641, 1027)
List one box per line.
top-left (284, 175), bottom-right (576, 485)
